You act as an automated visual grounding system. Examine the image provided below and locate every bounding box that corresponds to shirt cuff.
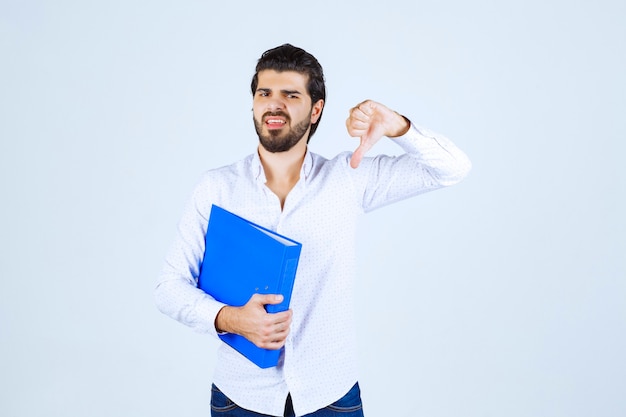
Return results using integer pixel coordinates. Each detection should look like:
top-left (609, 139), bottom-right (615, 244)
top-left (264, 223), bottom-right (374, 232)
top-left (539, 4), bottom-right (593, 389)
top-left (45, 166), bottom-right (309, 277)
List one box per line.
top-left (198, 295), bottom-right (228, 338)
top-left (391, 122), bottom-right (437, 151)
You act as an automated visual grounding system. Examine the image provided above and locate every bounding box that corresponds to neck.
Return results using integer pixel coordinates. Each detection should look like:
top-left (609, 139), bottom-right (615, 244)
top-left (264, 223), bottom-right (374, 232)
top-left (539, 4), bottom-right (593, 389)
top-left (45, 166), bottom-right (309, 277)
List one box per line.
top-left (258, 138), bottom-right (307, 207)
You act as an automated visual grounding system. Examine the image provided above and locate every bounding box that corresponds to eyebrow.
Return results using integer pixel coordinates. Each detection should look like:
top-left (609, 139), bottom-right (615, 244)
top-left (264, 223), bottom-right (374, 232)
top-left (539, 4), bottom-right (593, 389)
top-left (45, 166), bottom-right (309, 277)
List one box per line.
top-left (256, 88), bottom-right (303, 95)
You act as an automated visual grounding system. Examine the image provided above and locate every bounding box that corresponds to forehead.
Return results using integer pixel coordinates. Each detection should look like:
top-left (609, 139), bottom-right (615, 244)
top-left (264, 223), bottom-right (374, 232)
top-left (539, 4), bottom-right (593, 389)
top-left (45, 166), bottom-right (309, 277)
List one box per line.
top-left (256, 70), bottom-right (309, 92)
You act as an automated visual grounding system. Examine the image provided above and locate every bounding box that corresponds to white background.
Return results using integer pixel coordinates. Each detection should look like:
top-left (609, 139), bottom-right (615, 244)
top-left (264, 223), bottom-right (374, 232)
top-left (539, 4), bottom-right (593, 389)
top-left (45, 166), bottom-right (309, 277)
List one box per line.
top-left (1, 1), bottom-right (624, 416)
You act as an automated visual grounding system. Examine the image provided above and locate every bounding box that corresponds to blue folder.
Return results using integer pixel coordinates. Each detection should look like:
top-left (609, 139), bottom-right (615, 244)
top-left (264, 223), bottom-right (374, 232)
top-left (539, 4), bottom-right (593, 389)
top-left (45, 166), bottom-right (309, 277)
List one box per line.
top-left (198, 205), bottom-right (302, 368)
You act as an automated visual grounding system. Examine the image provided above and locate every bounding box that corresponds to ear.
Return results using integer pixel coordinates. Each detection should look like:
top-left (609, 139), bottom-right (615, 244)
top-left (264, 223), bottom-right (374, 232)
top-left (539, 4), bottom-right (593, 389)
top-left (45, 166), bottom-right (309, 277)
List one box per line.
top-left (310, 99), bottom-right (324, 124)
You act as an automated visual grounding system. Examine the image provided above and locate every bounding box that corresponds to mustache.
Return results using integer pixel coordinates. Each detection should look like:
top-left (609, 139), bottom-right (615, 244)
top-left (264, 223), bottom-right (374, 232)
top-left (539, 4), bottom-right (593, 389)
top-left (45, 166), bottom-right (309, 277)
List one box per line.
top-left (262, 111), bottom-right (290, 121)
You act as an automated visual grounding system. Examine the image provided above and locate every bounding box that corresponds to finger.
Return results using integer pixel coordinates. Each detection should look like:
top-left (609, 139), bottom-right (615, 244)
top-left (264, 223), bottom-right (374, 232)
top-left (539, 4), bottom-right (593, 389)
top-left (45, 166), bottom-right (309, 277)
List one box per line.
top-left (346, 118), bottom-right (367, 137)
top-left (270, 333), bottom-right (289, 348)
top-left (347, 118), bottom-right (369, 132)
top-left (269, 309), bottom-right (292, 326)
top-left (355, 100), bottom-right (375, 116)
top-left (259, 337), bottom-right (287, 350)
top-left (346, 126), bottom-right (369, 138)
top-left (272, 321), bottom-right (291, 336)
top-left (262, 323), bottom-right (291, 349)
top-left (348, 101), bottom-right (374, 123)
top-left (349, 106), bottom-right (371, 123)
top-left (346, 112), bottom-right (371, 135)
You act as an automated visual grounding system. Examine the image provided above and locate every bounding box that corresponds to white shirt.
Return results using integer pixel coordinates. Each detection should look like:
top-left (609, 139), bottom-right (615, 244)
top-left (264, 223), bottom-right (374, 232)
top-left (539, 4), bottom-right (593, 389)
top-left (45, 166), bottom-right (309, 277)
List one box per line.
top-left (155, 124), bottom-right (471, 416)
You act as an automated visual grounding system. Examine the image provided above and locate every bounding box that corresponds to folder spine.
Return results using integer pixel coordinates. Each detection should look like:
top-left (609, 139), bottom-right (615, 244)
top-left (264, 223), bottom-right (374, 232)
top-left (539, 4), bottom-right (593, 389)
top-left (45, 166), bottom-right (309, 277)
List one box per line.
top-left (266, 256), bottom-right (299, 314)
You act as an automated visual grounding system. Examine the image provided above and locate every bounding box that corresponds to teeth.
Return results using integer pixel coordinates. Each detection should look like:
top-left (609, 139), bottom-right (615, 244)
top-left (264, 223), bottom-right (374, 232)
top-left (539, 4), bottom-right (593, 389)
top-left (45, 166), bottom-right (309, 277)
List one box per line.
top-left (267, 119), bottom-right (285, 124)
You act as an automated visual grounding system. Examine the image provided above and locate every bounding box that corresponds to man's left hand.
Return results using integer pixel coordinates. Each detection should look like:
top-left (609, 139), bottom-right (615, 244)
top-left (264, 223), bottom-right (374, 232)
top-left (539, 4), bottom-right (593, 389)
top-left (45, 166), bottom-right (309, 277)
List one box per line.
top-left (345, 100), bottom-right (410, 169)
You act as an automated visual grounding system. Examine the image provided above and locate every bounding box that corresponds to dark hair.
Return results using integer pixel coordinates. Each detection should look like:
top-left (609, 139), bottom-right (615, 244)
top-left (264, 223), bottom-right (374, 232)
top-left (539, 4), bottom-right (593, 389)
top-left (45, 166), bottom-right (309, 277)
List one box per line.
top-left (251, 44), bottom-right (326, 141)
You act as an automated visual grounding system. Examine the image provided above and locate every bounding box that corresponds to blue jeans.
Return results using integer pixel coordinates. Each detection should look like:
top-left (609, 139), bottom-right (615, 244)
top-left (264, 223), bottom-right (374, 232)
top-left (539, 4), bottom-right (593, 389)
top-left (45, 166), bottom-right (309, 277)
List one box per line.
top-left (210, 383), bottom-right (364, 417)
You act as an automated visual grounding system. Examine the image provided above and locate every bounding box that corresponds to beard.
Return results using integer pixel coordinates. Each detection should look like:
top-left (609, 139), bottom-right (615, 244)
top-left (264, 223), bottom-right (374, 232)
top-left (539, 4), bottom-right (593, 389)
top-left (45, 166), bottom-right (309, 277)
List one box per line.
top-left (254, 110), bottom-right (311, 153)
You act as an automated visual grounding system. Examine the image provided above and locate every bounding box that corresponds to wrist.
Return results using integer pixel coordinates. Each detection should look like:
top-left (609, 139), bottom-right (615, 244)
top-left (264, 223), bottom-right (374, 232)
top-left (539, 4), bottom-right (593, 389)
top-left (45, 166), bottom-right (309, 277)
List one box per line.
top-left (388, 114), bottom-right (411, 138)
top-left (215, 305), bottom-right (236, 334)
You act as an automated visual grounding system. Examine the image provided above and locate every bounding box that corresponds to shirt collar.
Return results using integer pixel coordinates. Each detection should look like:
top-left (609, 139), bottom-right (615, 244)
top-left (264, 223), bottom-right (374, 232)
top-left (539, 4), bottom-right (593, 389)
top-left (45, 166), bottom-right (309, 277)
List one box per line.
top-left (301, 150), bottom-right (314, 180)
top-left (250, 147), bottom-right (314, 183)
top-left (251, 150), bottom-right (265, 182)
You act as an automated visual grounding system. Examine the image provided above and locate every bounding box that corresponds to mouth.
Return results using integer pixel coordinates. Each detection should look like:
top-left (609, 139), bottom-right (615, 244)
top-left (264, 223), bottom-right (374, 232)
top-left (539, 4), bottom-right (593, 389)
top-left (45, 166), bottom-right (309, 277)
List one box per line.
top-left (264, 114), bottom-right (288, 130)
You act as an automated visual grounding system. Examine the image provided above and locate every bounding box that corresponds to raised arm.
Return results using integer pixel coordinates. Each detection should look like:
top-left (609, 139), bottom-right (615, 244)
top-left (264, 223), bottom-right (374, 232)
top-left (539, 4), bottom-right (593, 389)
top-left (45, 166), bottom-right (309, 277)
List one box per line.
top-left (344, 100), bottom-right (472, 212)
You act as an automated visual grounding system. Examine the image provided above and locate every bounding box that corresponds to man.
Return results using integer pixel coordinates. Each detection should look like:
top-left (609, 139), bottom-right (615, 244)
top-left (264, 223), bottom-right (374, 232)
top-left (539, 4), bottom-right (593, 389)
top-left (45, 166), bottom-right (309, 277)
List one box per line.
top-left (155, 43), bottom-right (471, 417)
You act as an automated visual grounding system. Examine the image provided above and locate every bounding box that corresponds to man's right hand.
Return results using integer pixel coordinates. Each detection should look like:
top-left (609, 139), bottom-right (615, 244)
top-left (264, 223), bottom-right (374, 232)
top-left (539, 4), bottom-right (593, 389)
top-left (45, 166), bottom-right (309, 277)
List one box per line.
top-left (215, 293), bottom-right (292, 350)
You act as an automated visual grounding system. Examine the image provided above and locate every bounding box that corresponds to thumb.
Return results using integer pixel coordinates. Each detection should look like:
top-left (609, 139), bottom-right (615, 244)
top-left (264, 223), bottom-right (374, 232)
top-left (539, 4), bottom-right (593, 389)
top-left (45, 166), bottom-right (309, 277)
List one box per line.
top-left (350, 136), bottom-right (374, 169)
top-left (253, 293), bottom-right (284, 305)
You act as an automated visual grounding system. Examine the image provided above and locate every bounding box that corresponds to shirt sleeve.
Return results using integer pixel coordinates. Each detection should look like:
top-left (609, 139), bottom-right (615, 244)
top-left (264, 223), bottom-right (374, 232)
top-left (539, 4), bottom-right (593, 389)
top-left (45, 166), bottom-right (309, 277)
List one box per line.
top-left (353, 122), bottom-right (472, 212)
top-left (154, 174), bottom-right (226, 337)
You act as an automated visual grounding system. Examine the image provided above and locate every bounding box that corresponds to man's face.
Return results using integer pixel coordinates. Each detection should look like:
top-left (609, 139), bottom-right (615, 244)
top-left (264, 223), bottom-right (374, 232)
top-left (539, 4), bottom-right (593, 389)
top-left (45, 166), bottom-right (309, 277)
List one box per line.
top-left (253, 70), bottom-right (322, 153)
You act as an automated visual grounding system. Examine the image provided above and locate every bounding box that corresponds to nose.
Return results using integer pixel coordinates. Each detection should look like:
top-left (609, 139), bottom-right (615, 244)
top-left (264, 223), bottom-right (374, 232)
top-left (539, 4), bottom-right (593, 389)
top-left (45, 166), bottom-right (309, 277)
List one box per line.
top-left (266, 96), bottom-right (286, 112)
